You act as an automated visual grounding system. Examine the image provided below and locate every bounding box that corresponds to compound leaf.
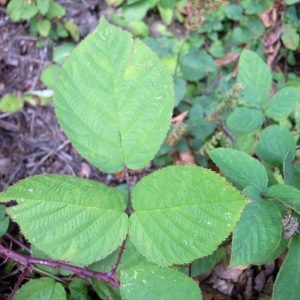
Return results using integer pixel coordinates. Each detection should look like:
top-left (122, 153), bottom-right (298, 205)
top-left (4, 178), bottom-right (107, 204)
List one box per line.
top-left (120, 266), bottom-right (202, 299)
top-left (0, 175), bottom-right (128, 265)
top-left (130, 166), bottom-right (248, 266)
top-left (231, 199), bottom-right (282, 266)
top-left (209, 148), bottom-right (268, 193)
top-left (238, 50), bottom-right (271, 107)
top-left (55, 18), bottom-right (174, 173)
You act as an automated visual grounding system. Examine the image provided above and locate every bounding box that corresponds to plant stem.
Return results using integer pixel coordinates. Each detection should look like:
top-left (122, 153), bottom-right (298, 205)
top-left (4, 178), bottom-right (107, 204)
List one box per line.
top-left (173, 38), bottom-right (186, 77)
top-left (108, 235), bottom-right (128, 276)
top-left (216, 120), bottom-right (235, 141)
top-left (4, 233), bottom-right (32, 254)
top-left (124, 167), bottom-right (133, 215)
top-left (0, 244), bottom-right (120, 288)
top-left (8, 265), bottom-right (30, 300)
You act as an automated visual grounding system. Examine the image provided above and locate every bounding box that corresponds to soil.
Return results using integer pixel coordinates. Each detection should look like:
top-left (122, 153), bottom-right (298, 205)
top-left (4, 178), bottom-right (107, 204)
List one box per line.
top-left (0, 1), bottom-right (285, 299)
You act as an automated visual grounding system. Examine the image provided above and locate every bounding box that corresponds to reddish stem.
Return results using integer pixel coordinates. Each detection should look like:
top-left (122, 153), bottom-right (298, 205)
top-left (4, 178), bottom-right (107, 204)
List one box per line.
top-left (8, 265), bottom-right (30, 300)
top-left (109, 235), bottom-right (128, 276)
top-left (0, 244), bottom-right (120, 288)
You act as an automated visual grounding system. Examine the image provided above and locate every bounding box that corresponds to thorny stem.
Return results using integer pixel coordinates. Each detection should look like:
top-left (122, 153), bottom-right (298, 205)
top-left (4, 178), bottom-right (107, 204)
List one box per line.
top-left (108, 235), bottom-right (128, 277)
top-left (8, 265), bottom-right (30, 300)
top-left (0, 244), bottom-right (120, 289)
top-left (125, 167), bottom-right (133, 215)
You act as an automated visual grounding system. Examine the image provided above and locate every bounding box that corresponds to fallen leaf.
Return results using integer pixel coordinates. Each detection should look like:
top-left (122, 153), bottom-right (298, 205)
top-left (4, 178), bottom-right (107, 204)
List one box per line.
top-left (78, 162), bottom-right (91, 178)
top-left (215, 53), bottom-right (239, 67)
top-left (171, 110), bottom-right (189, 124)
top-left (170, 150), bottom-right (196, 165)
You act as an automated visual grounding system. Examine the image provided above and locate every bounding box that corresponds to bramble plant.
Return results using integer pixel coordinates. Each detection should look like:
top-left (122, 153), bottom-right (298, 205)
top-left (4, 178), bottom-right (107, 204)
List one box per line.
top-left (0, 17), bottom-right (300, 299)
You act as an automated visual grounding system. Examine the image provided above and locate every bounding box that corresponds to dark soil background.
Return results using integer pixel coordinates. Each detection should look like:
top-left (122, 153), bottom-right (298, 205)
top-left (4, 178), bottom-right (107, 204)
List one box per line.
top-left (0, 1), bottom-right (287, 299)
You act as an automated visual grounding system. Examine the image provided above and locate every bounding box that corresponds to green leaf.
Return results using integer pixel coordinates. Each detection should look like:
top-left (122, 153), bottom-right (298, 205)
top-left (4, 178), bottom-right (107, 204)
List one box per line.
top-left (0, 94), bottom-right (23, 113)
top-left (122, 0), bottom-right (157, 21)
top-left (90, 238), bottom-right (150, 273)
top-left (46, 2), bottom-right (66, 19)
top-left (238, 50), bottom-right (271, 107)
top-left (209, 148), bottom-right (268, 193)
top-left (37, 0), bottom-right (49, 15)
top-left (40, 65), bottom-right (61, 89)
top-left (255, 125), bottom-right (296, 167)
top-left (143, 37), bottom-right (177, 59)
top-left (265, 184), bottom-right (300, 214)
top-left (174, 77), bottom-right (186, 107)
top-left (55, 18), bottom-right (174, 173)
top-left (130, 166), bottom-right (248, 266)
top-left (222, 4), bottom-right (243, 21)
top-left (273, 236), bottom-right (300, 300)
top-left (31, 246), bottom-right (60, 275)
top-left (105, 0), bottom-right (124, 6)
top-left (281, 24), bottom-right (300, 51)
top-left (209, 40), bottom-right (225, 58)
top-left (265, 87), bottom-right (299, 120)
top-left (0, 205), bottom-right (9, 237)
top-left (232, 133), bottom-right (255, 153)
top-left (284, 151), bottom-right (295, 186)
top-left (0, 175), bottom-right (128, 265)
top-left (191, 247), bottom-right (226, 277)
top-left (179, 48), bottom-right (217, 81)
top-left (68, 279), bottom-right (88, 300)
top-left (14, 278), bottom-right (67, 300)
top-left (92, 281), bottom-right (121, 300)
top-left (232, 17), bottom-right (265, 44)
top-left (64, 21), bottom-right (80, 42)
top-left (227, 107), bottom-right (265, 133)
top-left (53, 43), bottom-right (75, 65)
top-left (56, 22), bottom-right (69, 38)
top-left (294, 162), bottom-right (300, 190)
top-left (158, 5), bottom-right (173, 25)
top-left (286, 0), bottom-right (300, 4)
top-left (127, 21), bottom-right (149, 38)
top-left (120, 266), bottom-right (202, 299)
top-left (160, 0), bottom-right (177, 8)
top-left (261, 238), bottom-right (288, 263)
top-left (240, 0), bottom-right (273, 15)
top-left (37, 19), bottom-right (51, 37)
top-left (231, 199), bottom-right (282, 266)
top-left (7, 0), bottom-right (38, 21)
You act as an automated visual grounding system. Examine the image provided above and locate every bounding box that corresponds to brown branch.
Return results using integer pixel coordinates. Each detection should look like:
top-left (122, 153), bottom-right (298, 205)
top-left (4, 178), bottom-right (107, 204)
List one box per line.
top-left (0, 244), bottom-right (120, 288)
top-left (0, 51), bottom-right (52, 66)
